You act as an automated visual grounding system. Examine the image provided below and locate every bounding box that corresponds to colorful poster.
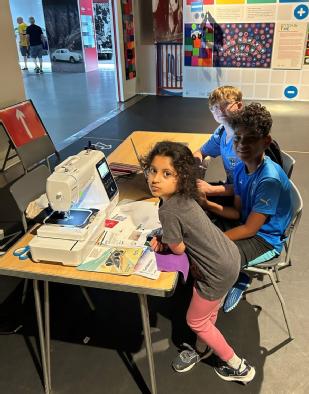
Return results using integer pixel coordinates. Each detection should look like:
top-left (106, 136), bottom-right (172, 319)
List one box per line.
top-left (216, 0), bottom-right (245, 4)
top-left (247, 0), bottom-right (276, 3)
top-left (152, 0), bottom-right (183, 42)
top-left (184, 22), bottom-right (214, 66)
top-left (213, 23), bottom-right (274, 68)
top-left (304, 24), bottom-right (309, 66)
top-left (186, 0), bottom-right (213, 4)
top-left (272, 22), bottom-right (307, 69)
top-left (121, 0), bottom-right (136, 79)
top-left (42, 0), bottom-right (85, 73)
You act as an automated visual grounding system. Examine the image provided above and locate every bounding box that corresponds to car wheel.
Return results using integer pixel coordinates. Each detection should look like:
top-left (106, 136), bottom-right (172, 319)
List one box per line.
top-left (52, 56), bottom-right (56, 61)
top-left (69, 56), bottom-right (76, 63)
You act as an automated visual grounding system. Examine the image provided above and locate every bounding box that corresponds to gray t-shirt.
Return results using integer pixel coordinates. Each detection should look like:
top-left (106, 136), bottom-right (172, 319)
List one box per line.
top-left (159, 194), bottom-right (241, 300)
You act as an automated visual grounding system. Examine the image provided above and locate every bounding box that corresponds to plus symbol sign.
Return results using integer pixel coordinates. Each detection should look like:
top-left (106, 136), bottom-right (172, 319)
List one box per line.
top-left (294, 4), bottom-right (309, 20)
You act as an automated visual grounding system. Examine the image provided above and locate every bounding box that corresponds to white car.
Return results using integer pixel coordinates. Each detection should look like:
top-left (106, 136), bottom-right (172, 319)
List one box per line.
top-left (51, 49), bottom-right (82, 63)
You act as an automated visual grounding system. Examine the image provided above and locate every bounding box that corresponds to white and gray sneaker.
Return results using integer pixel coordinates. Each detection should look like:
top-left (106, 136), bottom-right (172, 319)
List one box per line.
top-left (214, 358), bottom-right (256, 384)
top-left (172, 343), bottom-right (213, 373)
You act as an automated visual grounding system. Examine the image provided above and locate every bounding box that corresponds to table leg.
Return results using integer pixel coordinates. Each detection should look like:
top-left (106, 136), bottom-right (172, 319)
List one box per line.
top-left (138, 294), bottom-right (157, 394)
top-left (33, 280), bottom-right (50, 394)
top-left (44, 281), bottom-right (51, 389)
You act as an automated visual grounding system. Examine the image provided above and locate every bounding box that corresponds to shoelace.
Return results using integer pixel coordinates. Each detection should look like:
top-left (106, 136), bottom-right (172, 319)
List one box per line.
top-left (179, 343), bottom-right (197, 362)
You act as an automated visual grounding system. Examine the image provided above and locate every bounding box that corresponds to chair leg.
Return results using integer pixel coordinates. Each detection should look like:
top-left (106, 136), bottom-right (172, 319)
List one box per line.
top-left (274, 266), bottom-right (280, 283)
top-left (21, 279), bottom-right (29, 304)
top-left (266, 269), bottom-right (293, 339)
top-left (80, 286), bottom-right (95, 311)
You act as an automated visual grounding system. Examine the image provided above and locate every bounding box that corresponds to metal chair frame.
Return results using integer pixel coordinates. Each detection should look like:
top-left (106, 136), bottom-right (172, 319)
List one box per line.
top-left (245, 180), bottom-right (303, 339)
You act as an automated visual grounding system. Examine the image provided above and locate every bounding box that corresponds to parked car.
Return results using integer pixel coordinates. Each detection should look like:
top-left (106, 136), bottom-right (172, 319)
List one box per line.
top-left (51, 49), bottom-right (82, 63)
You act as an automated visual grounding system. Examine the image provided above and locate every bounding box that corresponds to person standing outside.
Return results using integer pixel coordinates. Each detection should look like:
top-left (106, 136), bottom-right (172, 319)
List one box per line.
top-left (16, 17), bottom-right (29, 71)
top-left (26, 17), bottom-right (44, 74)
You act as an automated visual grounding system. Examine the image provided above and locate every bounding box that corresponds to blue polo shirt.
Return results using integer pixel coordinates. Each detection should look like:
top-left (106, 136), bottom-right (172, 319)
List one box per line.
top-left (200, 125), bottom-right (240, 184)
top-left (234, 156), bottom-right (292, 252)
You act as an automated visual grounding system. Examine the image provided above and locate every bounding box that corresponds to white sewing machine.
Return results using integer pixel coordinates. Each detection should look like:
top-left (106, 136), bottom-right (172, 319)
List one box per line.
top-left (29, 149), bottom-right (119, 266)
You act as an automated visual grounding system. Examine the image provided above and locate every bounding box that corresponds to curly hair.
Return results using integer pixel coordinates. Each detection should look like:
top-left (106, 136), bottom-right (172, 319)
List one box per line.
top-left (208, 86), bottom-right (242, 109)
top-left (141, 141), bottom-right (199, 200)
top-left (228, 102), bottom-right (272, 137)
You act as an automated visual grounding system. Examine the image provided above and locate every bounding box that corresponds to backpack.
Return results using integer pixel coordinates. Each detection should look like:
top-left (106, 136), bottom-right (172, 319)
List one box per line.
top-left (265, 139), bottom-right (283, 168)
top-left (217, 127), bottom-right (284, 169)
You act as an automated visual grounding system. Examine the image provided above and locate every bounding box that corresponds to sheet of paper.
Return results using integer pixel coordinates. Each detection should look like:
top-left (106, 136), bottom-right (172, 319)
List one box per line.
top-left (272, 22), bottom-right (307, 69)
top-left (78, 245), bottom-right (144, 275)
top-left (134, 249), bottom-right (160, 280)
top-left (98, 200), bottom-right (161, 248)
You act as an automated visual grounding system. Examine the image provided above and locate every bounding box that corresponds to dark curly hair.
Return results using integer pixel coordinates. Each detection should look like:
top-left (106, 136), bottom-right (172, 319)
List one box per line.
top-left (141, 141), bottom-right (199, 200)
top-left (228, 102), bottom-right (272, 137)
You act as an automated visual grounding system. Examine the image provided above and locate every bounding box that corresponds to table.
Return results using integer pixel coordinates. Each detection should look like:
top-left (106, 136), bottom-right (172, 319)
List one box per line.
top-left (0, 131), bottom-right (210, 394)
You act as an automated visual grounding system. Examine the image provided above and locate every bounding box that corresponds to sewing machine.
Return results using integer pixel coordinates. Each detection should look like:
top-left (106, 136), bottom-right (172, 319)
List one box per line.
top-left (29, 149), bottom-right (119, 266)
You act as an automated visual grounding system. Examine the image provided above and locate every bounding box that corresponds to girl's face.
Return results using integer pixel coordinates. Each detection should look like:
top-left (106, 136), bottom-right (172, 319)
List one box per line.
top-left (147, 155), bottom-right (179, 200)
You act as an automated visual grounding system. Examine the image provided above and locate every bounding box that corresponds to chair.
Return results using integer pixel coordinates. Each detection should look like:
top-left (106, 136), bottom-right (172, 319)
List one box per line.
top-left (9, 165), bottom-right (95, 311)
top-left (244, 180), bottom-right (303, 339)
top-left (281, 150), bottom-right (295, 179)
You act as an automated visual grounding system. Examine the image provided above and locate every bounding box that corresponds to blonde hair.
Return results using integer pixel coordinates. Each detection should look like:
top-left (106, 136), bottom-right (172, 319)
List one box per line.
top-left (208, 86), bottom-right (242, 109)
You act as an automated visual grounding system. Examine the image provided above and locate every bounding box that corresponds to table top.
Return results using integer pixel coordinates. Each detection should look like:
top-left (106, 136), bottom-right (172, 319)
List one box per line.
top-left (107, 131), bottom-right (209, 165)
top-left (0, 131), bottom-right (210, 297)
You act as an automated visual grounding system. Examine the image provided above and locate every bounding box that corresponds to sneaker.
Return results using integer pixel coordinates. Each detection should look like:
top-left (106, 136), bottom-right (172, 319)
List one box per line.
top-left (172, 343), bottom-right (213, 373)
top-left (214, 358), bottom-right (256, 384)
top-left (39, 69), bottom-right (43, 73)
top-left (22, 67), bottom-right (28, 70)
top-left (223, 272), bottom-right (251, 313)
top-left (35, 67), bottom-right (40, 73)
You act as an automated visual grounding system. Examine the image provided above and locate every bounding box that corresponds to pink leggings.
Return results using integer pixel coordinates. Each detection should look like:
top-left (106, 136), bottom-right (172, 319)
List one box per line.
top-left (186, 287), bottom-right (234, 362)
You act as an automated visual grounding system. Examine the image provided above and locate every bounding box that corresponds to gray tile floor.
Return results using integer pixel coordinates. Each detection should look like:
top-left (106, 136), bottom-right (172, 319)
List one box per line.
top-left (0, 96), bottom-right (309, 393)
top-left (23, 67), bottom-right (118, 151)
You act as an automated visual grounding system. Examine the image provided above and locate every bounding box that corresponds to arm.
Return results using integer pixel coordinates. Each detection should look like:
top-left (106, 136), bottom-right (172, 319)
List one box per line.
top-left (197, 179), bottom-right (234, 196)
top-left (225, 211), bottom-right (268, 241)
top-left (193, 149), bottom-right (205, 162)
top-left (168, 241), bottom-right (186, 255)
top-left (203, 194), bottom-right (241, 220)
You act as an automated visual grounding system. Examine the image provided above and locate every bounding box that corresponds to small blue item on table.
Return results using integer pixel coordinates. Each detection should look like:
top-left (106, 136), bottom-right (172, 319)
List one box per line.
top-left (13, 245), bottom-right (31, 260)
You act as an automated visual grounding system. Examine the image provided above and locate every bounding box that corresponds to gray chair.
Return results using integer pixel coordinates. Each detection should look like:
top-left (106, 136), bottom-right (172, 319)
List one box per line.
top-left (281, 150), bottom-right (295, 179)
top-left (9, 165), bottom-right (95, 310)
top-left (244, 180), bottom-right (303, 339)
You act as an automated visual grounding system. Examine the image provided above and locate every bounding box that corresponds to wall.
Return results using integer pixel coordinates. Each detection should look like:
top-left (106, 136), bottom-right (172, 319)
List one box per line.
top-left (183, 2), bottom-right (309, 101)
top-left (134, 0), bottom-right (156, 95)
top-left (0, 0), bottom-right (26, 108)
top-left (113, 0), bottom-right (137, 101)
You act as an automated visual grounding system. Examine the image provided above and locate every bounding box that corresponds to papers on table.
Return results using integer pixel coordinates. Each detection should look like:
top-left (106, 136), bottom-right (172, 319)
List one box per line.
top-left (79, 201), bottom-right (161, 279)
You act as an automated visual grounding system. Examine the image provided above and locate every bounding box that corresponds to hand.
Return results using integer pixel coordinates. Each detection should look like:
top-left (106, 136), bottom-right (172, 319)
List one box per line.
top-left (196, 179), bottom-right (213, 194)
top-left (150, 236), bottom-right (167, 253)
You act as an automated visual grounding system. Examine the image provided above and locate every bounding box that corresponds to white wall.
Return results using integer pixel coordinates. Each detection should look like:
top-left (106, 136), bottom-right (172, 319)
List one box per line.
top-left (134, 0), bottom-right (156, 95)
top-left (112, 0), bottom-right (137, 101)
top-left (0, 0), bottom-right (26, 108)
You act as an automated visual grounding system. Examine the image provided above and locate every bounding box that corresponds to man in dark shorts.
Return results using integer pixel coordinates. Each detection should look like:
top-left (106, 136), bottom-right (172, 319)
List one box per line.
top-left (26, 16), bottom-right (44, 73)
top-left (17, 17), bottom-right (29, 70)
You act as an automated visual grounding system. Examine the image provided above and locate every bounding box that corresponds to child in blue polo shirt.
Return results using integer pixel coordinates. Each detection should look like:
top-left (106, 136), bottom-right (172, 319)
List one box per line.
top-left (194, 86), bottom-right (243, 198)
top-left (203, 102), bottom-right (293, 312)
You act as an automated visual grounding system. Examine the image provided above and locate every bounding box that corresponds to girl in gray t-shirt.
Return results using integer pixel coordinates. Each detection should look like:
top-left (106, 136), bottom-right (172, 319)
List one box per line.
top-left (142, 141), bottom-right (255, 384)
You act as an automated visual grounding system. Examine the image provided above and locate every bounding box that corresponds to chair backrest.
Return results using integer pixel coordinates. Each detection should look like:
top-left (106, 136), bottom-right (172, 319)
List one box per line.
top-left (281, 151), bottom-right (295, 179)
top-left (284, 180), bottom-right (303, 262)
top-left (9, 164), bottom-right (50, 232)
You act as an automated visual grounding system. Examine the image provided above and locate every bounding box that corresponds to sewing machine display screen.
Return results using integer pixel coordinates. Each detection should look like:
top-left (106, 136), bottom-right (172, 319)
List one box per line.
top-left (96, 158), bottom-right (118, 200)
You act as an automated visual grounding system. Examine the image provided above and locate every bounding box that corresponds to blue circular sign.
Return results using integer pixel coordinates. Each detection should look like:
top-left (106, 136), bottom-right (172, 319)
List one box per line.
top-left (284, 86), bottom-right (298, 99)
top-left (294, 4), bottom-right (308, 20)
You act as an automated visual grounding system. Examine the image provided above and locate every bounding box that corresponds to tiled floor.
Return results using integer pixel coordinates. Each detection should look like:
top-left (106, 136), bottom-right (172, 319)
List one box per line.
top-left (0, 96), bottom-right (309, 393)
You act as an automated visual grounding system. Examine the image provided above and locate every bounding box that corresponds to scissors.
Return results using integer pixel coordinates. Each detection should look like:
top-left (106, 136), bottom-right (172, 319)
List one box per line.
top-left (13, 245), bottom-right (31, 260)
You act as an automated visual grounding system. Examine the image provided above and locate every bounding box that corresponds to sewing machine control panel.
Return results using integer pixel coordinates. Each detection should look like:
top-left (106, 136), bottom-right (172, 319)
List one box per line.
top-left (96, 157), bottom-right (118, 200)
